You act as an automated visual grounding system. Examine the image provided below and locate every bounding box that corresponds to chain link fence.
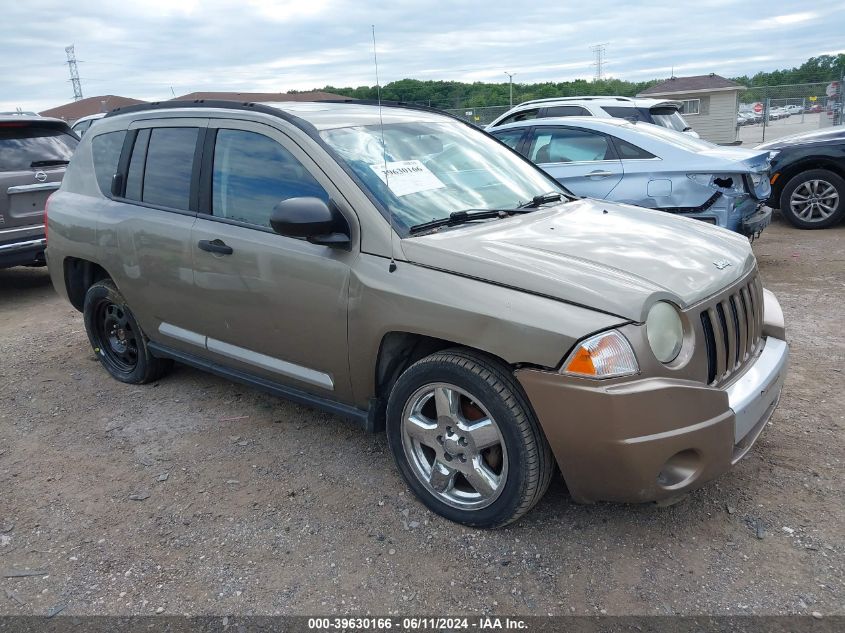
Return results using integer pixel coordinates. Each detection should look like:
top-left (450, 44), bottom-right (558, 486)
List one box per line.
top-left (442, 105), bottom-right (510, 127)
top-left (737, 81), bottom-right (844, 145)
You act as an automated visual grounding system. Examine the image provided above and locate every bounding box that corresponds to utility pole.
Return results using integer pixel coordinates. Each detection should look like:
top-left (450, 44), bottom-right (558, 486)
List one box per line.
top-left (591, 43), bottom-right (608, 81)
top-left (65, 45), bottom-right (83, 101)
top-left (504, 71), bottom-right (516, 107)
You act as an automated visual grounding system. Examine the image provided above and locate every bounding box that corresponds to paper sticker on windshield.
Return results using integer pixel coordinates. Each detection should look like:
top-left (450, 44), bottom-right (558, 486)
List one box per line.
top-left (368, 160), bottom-right (446, 197)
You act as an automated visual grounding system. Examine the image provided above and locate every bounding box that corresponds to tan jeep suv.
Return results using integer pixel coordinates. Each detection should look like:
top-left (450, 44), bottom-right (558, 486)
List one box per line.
top-left (45, 100), bottom-right (789, 527)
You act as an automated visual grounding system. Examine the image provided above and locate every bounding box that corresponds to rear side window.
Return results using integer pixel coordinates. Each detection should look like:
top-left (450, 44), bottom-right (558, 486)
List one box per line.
top-left (529, 128), bottom-right (615, 163)
top-left (602, 106), bottom-right (651, 122)
top-left (211, 129), bottom-right (328, 228)
top-left (91, 131), bottom-right (126, 195)
top-left (124, 127), bottom-right (198, 210)
top-left (498, 109), bottom-right (540, 126)
top-left (0, 125), bottom-right (78, 171)
top-left (543, 105), bottom-right (591, 117)
top-left (612, 137), bottom-right (656, 160)
top-left (491, 128), bottom-right (526, 151)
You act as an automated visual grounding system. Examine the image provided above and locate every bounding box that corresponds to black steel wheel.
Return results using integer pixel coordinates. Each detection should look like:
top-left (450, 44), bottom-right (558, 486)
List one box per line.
top-left (83, 279), bottom-right (172, 384)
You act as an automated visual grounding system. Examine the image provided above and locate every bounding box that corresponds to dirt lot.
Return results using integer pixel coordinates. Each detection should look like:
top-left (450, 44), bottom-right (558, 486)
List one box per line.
top-left (0, 216), bottom-right (843, 618)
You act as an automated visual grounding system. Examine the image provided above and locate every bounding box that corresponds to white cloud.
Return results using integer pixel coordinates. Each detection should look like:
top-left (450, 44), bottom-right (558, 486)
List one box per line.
top-left (0, 0), bottom-right (841, 113)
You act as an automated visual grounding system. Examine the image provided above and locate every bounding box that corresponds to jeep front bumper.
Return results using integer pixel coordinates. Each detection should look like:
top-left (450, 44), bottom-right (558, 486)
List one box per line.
top-left (516, 297), bottom-right (788, 504)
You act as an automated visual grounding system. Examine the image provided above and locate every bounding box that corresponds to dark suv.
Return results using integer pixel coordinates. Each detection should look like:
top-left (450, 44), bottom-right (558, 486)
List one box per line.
top-left (0, 116), bottom-right (78, 268)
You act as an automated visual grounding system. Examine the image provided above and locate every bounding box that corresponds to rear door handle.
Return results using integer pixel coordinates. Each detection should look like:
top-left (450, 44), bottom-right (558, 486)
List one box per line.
top-left (587, 170), bottom-right (614, 178)
top-left (197, 239), bottom-right (233, 255)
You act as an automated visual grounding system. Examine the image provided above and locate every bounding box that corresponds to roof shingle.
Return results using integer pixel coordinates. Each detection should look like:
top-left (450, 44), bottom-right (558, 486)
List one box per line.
top-left (639, 74), bottom-right (744, 96)
top-left (40, 95), bottom-right (146, 122)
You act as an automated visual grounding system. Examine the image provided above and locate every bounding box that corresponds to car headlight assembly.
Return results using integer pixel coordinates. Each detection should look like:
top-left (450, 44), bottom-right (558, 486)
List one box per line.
top-left (646, 302), bottom-right (684, 363)
top-left (561, 330), bottom-right (639, 379)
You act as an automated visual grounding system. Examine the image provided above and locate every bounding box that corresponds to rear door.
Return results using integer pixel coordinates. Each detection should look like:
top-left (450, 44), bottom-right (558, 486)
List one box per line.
top-left (0, 121), bottom-right (77, 242)
top-left (100, 120), bottom-right (205, 352)
top-left (189, 119), bottom-right (355, 401)
top-left (525, 125), bottom-right (623, 198)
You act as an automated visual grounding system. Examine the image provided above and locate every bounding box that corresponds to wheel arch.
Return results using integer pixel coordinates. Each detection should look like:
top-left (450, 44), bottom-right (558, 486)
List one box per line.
top-left (63, 257), bottom-right (115, 312)
top-left (772, 158), bottom-right (845, 209)
top-left (369, 332), bottom-right (524, 433)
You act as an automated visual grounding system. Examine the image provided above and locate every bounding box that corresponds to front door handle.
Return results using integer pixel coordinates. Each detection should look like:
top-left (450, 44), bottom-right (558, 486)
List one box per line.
top-left (587, 170), bottom-right (614, 178)
top-left (198, 239), bottom-right (233, 255)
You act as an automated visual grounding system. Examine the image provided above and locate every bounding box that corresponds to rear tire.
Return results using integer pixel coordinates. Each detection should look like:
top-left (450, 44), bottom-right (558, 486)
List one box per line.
top-left (779, 169), bottom-right (845, 229)
top-left (386, 348), bottom-right (554, 528)
top-left (83, 279), bottom-right (172, 384)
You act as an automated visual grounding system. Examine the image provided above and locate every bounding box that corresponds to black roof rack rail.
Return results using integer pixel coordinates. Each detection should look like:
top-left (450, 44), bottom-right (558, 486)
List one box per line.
top-left (313, 98), bottom-right (484, 129)
top-left (103, 98), bottom-right (317, 131)
top-left (103, 97), bottom-right (479, 133)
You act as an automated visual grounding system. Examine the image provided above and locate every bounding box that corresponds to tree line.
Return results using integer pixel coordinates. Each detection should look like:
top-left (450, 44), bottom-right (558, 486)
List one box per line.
top-left (299, 54), bottom-right (845, 109)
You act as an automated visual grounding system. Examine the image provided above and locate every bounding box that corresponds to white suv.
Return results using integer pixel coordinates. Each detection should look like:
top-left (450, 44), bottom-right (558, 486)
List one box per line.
top-left (487, 96), bottom-right (699, 137)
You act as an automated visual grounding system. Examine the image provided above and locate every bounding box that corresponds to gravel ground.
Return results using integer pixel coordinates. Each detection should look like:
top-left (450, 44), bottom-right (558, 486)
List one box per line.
top-left (0, 216), bottom-right (842, 617)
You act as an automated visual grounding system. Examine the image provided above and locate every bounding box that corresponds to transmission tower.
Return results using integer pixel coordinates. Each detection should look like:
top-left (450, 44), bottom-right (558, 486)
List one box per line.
top-left (65, 45), bottom-right (83, 101)
top-left (591, 43), bottom-right (608, 81)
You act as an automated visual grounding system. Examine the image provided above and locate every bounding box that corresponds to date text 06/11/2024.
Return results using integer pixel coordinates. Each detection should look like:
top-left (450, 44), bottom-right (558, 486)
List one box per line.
top-left (307, 616), bottom-right (529, 630)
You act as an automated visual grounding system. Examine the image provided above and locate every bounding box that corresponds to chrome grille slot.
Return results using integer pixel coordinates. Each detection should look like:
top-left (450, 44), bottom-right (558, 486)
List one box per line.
top-left (700, 274), bottom-right (763, 385)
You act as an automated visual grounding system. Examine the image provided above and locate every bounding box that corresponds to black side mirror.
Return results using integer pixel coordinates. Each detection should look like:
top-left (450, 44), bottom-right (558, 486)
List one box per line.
top-left (269, 197), bottom-right (350, 247)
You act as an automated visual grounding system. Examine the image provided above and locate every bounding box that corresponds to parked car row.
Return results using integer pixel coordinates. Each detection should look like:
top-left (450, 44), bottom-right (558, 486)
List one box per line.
top-left (1, 95), bottom-right (838, 527)
top-left (44, 99), bottom-right (790, 528)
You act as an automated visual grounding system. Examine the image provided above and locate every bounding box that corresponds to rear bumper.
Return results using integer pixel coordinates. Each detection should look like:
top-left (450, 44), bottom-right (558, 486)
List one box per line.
top-left (516, 293), bottom-right (789, 504)
top-left (0, 237), bottom-right (46, 268)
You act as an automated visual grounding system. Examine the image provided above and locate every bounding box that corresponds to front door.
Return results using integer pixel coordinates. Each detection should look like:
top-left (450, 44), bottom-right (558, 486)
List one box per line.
top-left (189, 119), bottom-right (355, 401)
top-left (526, 126), bottom-right (623, 199)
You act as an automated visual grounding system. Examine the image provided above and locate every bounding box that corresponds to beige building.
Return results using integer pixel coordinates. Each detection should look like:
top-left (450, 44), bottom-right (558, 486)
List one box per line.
top-left (638, 74), bottom-right (746, 144)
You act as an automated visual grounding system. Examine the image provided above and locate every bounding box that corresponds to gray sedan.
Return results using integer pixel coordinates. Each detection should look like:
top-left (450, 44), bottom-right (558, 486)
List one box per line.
top-left (488, 117), bottom-right (772, 236)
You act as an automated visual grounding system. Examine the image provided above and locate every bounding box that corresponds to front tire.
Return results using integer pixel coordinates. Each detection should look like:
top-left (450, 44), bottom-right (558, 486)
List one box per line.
top-left (83, 279), bottom-right (172, 384)
top-left (386, 348), bottom-right (554, 528)
top-left (779, 169), bottom-right (845, 229)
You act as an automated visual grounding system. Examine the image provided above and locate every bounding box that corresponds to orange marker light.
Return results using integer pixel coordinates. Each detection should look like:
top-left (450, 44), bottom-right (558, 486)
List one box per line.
top-left (770, 172), bottom-right (780, 185)
top-left (565, 347), bottom-right (597, 375)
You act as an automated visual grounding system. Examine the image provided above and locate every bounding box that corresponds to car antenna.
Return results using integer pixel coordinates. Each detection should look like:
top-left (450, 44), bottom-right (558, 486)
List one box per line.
top-left (372, 24), bottom-right (397, 273)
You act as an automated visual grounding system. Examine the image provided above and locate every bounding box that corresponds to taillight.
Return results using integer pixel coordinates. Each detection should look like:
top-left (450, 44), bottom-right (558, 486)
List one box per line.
top-left (44, 193), bottom-right (52, 244)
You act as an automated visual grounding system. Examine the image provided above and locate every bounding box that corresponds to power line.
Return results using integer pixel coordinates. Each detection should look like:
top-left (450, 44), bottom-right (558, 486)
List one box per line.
top-left (65, 45), bottom-right (84, 101)
top-left (591, 43), bottom-right (608, 81)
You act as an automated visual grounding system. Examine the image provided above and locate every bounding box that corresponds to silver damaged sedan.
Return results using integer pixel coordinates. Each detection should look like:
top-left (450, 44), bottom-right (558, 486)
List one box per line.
top-left (488, 117), bottom-right (772, 237)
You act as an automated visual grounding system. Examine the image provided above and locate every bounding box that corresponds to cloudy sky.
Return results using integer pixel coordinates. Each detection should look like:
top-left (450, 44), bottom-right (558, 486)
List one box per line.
top-left (2, 0), bottom-right (843, 112)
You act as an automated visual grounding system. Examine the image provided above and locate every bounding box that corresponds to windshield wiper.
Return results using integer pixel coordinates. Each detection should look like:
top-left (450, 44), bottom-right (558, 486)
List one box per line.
top-left (518, 191), bottom-right (563, 209)
top-left (409, 208), bottom-right (535, 235)
top-left (30, 159), bottom-right (69, 168)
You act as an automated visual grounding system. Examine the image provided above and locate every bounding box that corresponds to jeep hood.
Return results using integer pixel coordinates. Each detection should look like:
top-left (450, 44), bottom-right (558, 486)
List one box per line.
top-left (401, 199), bottom-right (756, 322)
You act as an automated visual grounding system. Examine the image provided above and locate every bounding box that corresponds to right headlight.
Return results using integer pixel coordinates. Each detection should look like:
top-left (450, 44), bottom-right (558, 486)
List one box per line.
top-left (561, 330), bottom-right (639, 379)
top-left (646, 302), bottom-right (684, 363)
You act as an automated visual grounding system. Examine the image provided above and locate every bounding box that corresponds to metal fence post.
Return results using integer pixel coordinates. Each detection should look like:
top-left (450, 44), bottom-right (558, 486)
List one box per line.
top-left (761, 86), bottom-right (769, 142)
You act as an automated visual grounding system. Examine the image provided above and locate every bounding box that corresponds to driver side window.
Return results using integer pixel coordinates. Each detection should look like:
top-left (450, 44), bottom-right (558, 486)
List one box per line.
top-left (211, 129), bottom-right (328, 228)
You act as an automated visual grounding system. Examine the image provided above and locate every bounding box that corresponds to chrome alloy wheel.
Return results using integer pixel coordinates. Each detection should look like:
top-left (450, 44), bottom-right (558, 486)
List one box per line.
top-left (400, 383), bottom-right (508, 510)
top-left (790, 179), bottom-right (840, 222)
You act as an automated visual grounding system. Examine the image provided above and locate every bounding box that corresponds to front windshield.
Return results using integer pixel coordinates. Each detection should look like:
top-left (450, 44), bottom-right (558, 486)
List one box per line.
top-left (320, 121), bottom-right (563, 231)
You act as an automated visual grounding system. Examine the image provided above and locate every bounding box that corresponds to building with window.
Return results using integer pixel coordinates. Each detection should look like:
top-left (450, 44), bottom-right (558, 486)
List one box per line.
top-left (637, 74), bottom-right (746, 144)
